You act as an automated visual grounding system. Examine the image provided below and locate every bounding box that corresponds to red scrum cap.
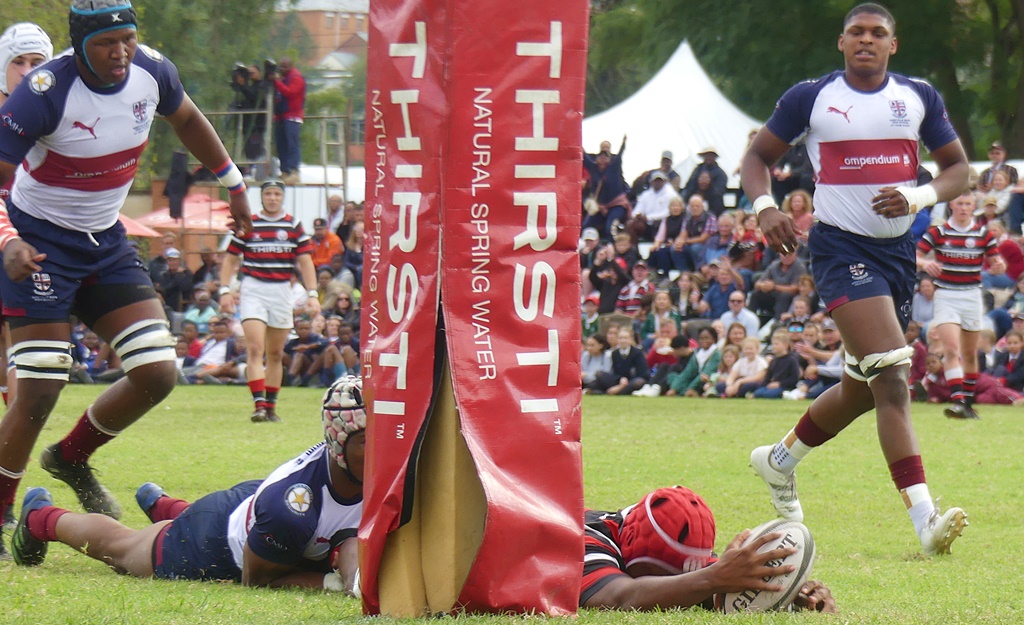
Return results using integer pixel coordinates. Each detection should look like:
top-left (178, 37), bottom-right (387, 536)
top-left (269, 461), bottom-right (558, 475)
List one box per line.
top-left (618, 486), bottom-right (716, 574)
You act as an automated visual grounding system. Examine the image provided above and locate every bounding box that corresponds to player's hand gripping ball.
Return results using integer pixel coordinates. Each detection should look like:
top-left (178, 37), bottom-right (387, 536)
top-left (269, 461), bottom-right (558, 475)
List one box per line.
top-left (722, 520), bottom-right (816, 613)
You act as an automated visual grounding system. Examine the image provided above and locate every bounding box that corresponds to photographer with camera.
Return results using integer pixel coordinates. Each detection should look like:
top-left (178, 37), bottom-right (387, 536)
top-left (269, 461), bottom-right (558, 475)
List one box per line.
top-left (229, 62), bottom-right (270, 169)
top-left (266, 57), bottom-right (305, 185)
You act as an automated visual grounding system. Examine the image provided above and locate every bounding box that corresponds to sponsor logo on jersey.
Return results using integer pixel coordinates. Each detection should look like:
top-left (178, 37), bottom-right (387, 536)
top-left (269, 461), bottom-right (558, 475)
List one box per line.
top-left (2, 114), bottom-right (25, 136)
top-left (285, 483), bottom-right (313, 514)
top-left (72, 118), bottom-right (100, 139)
top-left (826, 105), bottom-right (852, 123)
top-left (29, 70), bottom-right (55, 94)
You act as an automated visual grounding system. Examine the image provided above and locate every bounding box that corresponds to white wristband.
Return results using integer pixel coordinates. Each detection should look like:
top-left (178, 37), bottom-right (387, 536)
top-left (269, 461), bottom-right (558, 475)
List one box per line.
top-left (308, 289), bottom-right (319, 299)
top-left (752, 194), bottom-right (777, 216)
top-left (217, 286), bottom-right (230, 297)
top-left (323, 571), bottom-right (345, 592)
top-left (894, 184), bottom-right (937, 215)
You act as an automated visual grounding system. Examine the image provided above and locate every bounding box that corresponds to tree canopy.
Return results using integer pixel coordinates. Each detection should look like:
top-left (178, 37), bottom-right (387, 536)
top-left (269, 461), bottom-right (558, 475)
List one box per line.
top-left (587, 0), bottom-right (1023, 158)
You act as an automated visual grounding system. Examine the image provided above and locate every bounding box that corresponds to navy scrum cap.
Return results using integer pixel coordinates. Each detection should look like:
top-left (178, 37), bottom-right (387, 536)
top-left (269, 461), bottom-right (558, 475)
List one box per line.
top-left (69, 0), bottom-right (138, 76)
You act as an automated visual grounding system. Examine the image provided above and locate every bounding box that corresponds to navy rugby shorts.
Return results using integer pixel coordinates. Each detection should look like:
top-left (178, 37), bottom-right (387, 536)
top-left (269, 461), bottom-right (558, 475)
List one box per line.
top-left (808, 222), bottom-right (916, 330)
top-left (153, 480), bottom-right (261, 581)
top-left (0, 201), bottom-right (152, 320)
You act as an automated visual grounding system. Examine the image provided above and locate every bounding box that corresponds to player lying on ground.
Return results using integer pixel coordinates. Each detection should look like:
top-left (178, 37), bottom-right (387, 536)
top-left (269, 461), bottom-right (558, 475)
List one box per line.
top-left (10, 376), bottom-right (364, 593)
top-left (581, 485), bottom-right (835, 612)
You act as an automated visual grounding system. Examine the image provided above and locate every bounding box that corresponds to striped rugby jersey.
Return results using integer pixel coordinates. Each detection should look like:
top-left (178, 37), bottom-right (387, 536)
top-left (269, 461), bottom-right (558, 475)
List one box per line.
top-left (0, 46), bottom-right (184, 232)
top-left (918, 220), bottom-right (998, 289)
top-left (766, 71), bottom-right (958, 239)
top-left (226, 212), bottom-right (313, 282)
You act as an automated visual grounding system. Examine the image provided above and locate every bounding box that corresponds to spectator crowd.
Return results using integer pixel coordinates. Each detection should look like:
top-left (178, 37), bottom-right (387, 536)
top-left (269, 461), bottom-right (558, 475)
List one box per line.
top-left (579, 137), bottom-right (1024, 408)
top-left (75, 196), bottom-right (365, 390)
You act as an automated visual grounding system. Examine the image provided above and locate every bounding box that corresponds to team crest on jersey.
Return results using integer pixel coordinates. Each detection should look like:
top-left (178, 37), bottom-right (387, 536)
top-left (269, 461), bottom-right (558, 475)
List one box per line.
top-left (276, 229), bottom-right (288, 241)
top-left (138, 44), bottom-right (164, 62)
top-left (889, 99), bottom-right (910, 127)
top-left (32, 272), bottom-right (53, 296)
top-left (964, 238), bottom-right (976, 248)
top-left (28, 70), bottom-right (55, 94)
top-left (133, 100), bottom-right (148, 123)
top-left (285, 483), bottom-right (313, 514)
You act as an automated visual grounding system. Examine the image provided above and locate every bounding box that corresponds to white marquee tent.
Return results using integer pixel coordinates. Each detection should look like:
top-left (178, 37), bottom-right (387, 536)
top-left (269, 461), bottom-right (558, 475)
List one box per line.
top-left (582, 41), bottom-right (763, 185)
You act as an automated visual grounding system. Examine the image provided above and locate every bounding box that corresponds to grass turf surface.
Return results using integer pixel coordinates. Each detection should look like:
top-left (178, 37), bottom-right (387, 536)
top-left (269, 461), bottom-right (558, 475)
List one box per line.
top-left (2, 386), bottom-right (1022, 624)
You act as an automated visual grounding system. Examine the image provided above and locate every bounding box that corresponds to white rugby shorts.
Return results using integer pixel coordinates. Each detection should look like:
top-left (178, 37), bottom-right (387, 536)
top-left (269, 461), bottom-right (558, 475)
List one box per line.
top-left (931, 287), bottom-right (983, 332)
top-left (238, 277), bottom-right (294, 329)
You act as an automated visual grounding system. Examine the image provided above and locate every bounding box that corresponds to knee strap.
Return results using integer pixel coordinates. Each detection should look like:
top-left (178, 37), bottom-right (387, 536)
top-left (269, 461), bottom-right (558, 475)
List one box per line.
top-left (11, 340), bottom-right (74, 381)
top-left (846, 346), bottom-right (914, 384)
top-left (111, 320), bottom-right (177, 373)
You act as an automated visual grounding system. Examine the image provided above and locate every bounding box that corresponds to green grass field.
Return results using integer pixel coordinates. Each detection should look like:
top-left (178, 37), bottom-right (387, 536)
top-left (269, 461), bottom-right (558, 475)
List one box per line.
top-left (2, 386), bottom-right (1022, 624)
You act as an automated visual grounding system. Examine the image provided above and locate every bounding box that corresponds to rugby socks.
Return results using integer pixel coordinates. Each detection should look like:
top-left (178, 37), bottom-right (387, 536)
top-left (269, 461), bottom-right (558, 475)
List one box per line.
top-left (265, 386), bottom-right (280, 411)
top-left (1, 386), bottom-right (8, 406)
top-left (61, 408), bottom-right (118, 464)
top-left (26, 505), bottom-right (69, 542)
top-left (149, 496), bottom-right (190, 522)
top-left (0, 464), bottom-right (25, 525)
top-left (769, 411), bottom-right (835, 474)
top-left (248, 379), bottom-right (266, 409)
top-left (963, 372), bottom-right (978, 406)
top-left (891, 456), bottom-right (935, 535)
top-left (946, 366), bottom-right (964, 403)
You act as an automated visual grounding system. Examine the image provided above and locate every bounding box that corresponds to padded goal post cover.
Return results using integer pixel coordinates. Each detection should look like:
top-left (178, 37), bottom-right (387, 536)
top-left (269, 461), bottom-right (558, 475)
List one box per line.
top-left (359, 0), bottom-right (588, 616)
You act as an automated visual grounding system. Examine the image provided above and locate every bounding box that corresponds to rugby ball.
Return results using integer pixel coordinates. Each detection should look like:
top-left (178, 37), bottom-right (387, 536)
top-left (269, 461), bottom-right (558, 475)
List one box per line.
top-left (721, 519), bottom-right (815, 613)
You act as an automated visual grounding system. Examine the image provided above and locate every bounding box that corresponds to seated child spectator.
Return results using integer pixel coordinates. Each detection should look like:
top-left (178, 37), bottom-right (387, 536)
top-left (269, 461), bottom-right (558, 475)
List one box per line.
top-left (633, 335), bottom-right (695, 397)
top-left (581, 294), bottom-right (601, 343)
top-left (639, 290), bottom-right (683, 349)
top-left (582, 334), bottom-right (613, 390)
top-left (718, 336), bottom-right (768, 398)
top-left (703, 344), bottom-right (739, 397)
top-left (181, 320), bottom-right (204, 359)
top-left (992, 329), bottom-right (1024, 391)
top-left (315, 320), bottom-right (361, 384)
top-left (978, 328), bottom-right (998, 374)
top-left (925, 352), bottom-right (1024, 405)
top-left (750, 328), bottom-right (801, 399)
top-left (645, 324), bottom-right (680, 373)
top-left (589, 327), bottom-right (649, 395)
top-left (665, 326), bottom-right (720, 397)
top-left (284, 317), bottom-right (330, 387)
top-left (182, 320), bottom-right (236, 384)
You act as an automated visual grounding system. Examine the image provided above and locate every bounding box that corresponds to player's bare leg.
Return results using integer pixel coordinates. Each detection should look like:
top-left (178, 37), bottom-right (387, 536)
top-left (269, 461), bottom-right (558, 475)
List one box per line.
top-left (243, 319), bottom-right (270, 421)
top-left (41, 300), bottom-right (177, 519)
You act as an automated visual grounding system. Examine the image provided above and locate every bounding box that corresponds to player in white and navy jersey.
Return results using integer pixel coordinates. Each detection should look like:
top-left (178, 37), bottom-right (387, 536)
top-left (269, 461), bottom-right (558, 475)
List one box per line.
top-left (741, 3), bottom-right (971, 556)
top-left (0, 0), bottom-right (253, 550)
top-left (917, 191), bottom-right (1005, 419)
top-left (579, 485), bottom-right (834, 612)
top-left (220, 179), bottom-right (319, 423)
top-left (9, 376), bottom-right (364, 596)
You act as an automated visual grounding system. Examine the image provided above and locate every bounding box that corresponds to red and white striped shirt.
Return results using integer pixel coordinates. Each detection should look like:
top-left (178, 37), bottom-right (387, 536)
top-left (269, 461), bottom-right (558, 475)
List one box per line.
top-left (918, 219), bottom-right (998, 289)
top-left (226, 213), bottom-right (312, 282)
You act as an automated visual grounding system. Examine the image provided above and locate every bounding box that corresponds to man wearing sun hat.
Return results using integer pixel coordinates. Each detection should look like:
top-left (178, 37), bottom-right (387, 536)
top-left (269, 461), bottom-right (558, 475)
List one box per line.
top-left (580, 485), bottom-right (835, 611)
top-left (683, 146), bottom-right (728, 211)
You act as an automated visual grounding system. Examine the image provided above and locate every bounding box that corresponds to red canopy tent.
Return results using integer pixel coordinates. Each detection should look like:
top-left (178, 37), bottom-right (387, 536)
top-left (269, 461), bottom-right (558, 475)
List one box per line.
top-left (118, 214), bottom-right (163, 238)
top-left (137, 193), bottom-right (233, 233)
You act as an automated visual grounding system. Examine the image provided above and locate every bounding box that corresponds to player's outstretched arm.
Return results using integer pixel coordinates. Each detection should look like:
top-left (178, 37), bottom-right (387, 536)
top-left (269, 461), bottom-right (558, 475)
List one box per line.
top-left (241, 544), bottom-right (337, 590)
top-left (582, 531), bottom-right (794, 611)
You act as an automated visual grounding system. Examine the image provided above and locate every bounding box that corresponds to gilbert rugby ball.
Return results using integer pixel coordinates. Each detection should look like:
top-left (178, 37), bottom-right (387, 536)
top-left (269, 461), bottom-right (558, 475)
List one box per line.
top-left (721, 519), bottom-right (815, 613)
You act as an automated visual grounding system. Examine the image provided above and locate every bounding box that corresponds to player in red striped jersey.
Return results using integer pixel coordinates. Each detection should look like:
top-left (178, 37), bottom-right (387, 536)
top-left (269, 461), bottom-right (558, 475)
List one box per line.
top-left (917, 191), bottom-right (1005, 419)
top-left (581, 485), bottom-right (835, 612)
top-left (220, 180), bottom-right (320, 423)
